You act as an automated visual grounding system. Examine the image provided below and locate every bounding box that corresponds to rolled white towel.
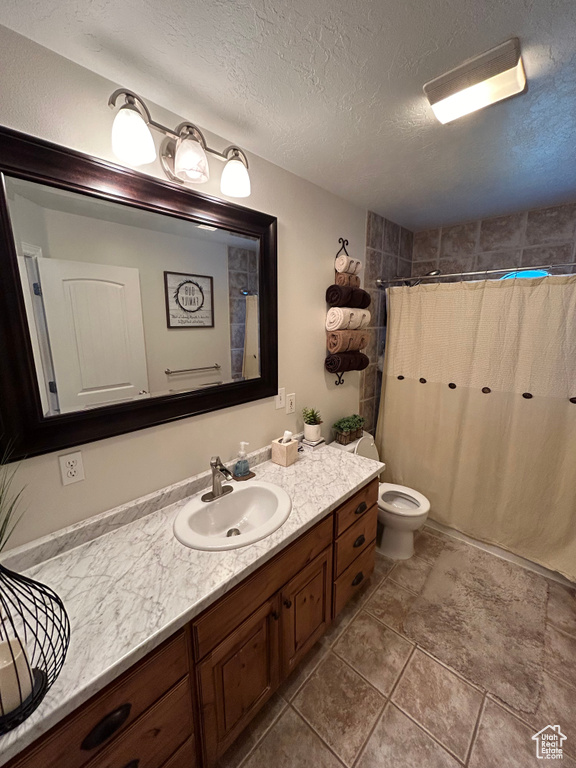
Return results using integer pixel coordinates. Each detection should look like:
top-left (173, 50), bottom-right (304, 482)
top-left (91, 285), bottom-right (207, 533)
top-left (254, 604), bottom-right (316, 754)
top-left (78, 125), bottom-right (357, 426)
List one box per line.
top-left (326, 307), bottom-right (371, 331)
top-left (335, 254), bottom-right (362, 275)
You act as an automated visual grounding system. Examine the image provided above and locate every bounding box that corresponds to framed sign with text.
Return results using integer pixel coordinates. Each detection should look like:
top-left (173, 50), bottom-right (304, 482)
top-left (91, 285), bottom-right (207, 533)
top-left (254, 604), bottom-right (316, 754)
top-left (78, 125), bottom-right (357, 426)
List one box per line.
top-left (164, 271), bottom-right (214, 328)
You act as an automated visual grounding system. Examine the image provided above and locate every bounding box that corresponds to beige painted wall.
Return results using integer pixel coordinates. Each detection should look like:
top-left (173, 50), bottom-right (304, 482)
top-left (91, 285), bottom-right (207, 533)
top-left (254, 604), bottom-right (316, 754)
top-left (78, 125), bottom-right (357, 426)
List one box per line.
top-left (8, 195), bottom-right (234, 391)
top-left (0, 24), bottom-right (366, 549)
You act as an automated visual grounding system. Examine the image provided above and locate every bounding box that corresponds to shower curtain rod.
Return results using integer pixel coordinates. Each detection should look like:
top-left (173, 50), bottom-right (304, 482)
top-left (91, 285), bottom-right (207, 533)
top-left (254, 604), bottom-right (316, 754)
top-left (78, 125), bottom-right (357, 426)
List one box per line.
top-left (376, 262), bottom-right (575, 288)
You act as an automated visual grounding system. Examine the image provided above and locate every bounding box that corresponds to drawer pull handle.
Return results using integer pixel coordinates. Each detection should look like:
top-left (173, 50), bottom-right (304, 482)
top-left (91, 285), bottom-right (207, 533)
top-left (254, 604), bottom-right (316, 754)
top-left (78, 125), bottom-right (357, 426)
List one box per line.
top-left (353, 534), bottom-right (366, 548)
top-left (122, 762), bottom-right (140, 768)
top-left (355, 501), bottom-right (367, 516)
top-left (284, 599), bottom-right (292, 609)
top-left (81, 703), bottom-right (132, 751)
top-left (351, 571), bottom-right (364, 587)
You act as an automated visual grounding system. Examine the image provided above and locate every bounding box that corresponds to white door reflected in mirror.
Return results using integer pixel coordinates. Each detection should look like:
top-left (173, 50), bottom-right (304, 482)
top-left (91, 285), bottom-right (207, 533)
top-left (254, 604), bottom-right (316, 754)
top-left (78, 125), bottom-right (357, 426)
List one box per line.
top-left (5, 176), bottom-right (261, 417)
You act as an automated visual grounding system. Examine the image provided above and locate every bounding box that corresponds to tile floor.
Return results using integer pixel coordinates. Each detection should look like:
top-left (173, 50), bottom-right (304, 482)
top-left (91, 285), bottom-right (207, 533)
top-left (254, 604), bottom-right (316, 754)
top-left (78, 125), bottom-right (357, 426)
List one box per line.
top-left (218, 528), bottom-right (576, 768)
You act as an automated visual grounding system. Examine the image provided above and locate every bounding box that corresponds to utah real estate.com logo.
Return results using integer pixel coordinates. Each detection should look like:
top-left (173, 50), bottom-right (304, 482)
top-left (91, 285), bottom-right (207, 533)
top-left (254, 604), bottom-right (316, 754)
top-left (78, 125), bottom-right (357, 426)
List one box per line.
top-left (532, 725), bottom-right (567, 760)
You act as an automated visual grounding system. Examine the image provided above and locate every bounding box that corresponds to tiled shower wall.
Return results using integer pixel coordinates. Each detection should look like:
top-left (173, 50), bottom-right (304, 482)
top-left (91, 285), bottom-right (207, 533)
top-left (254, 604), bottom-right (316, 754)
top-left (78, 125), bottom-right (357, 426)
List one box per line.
top-left (362, 201), bottom-right (576, 434)
top-left (360, 213), bottom-right (413, 433)
top-left (412, 203), bottom-right (576, 277)
top-left (228, 246), bottom-right (259, 380)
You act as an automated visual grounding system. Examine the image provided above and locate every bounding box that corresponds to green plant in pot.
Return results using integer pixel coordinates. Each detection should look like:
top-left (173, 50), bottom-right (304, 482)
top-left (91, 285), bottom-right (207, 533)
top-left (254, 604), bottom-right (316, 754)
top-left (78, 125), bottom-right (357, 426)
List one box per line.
top-left (332, 414), bottom-right (366, 445)
top-left (302, 407), bottom-right (323, 442)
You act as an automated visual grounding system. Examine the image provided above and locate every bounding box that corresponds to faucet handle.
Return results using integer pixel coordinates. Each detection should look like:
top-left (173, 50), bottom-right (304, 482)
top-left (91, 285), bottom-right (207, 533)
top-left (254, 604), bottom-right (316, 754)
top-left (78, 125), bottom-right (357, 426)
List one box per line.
top-left (210, 456), bottom-right (221, 468)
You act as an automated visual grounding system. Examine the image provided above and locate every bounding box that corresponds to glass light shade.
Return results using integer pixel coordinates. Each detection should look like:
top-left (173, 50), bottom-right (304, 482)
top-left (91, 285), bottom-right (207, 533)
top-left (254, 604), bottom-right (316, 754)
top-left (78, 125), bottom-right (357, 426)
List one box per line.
top-left (431, 57), bottom-right (526, 124)
top-left (111, 105), bottom-right (156, 166)
top-left (220, 157), bottom-right (251, 198)
top-left (174, 136), bottom-right (209, 183)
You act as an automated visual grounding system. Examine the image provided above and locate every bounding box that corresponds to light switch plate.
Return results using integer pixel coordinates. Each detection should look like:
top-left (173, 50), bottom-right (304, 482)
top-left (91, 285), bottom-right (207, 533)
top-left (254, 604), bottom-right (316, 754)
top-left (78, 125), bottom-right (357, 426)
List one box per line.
top-left (286, 393), bottom-right (296, 414)
top-left (59, 451), bottom-right (85, 486)
top-left (275, 387), bottom-right (286, 410)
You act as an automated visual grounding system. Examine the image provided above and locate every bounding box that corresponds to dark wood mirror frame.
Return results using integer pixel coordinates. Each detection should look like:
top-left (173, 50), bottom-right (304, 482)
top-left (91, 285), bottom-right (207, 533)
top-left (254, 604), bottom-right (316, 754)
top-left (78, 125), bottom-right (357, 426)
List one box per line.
top-left (0, 127), bottom-right (278, 460)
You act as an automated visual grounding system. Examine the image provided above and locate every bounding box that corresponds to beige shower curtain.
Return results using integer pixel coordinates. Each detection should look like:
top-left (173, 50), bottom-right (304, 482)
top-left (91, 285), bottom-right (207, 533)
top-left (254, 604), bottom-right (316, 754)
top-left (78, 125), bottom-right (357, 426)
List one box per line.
top-left (375, 276), bottom-right (576, 581)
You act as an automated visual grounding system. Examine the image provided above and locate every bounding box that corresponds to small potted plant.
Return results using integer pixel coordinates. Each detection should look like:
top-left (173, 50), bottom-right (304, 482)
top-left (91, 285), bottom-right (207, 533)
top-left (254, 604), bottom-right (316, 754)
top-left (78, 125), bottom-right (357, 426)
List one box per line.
top-left (302, 407), bottom-right (323, 442)
top-left (332, 414), bottom-right (365, 445)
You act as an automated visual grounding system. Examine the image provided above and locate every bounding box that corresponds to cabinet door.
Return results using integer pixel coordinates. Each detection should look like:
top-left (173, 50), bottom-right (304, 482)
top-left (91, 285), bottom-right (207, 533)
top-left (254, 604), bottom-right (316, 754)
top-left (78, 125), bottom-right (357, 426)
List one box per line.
top-left (280, 547), bottom-right (332, 678)
top-left (197, 597), bottom-right (280, 766)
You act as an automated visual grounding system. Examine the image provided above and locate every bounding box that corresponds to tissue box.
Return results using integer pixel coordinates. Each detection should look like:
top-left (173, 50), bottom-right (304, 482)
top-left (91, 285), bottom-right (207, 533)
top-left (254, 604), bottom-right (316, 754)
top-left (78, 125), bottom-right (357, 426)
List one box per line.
top-left (271, 437), bottom-right (299, 467)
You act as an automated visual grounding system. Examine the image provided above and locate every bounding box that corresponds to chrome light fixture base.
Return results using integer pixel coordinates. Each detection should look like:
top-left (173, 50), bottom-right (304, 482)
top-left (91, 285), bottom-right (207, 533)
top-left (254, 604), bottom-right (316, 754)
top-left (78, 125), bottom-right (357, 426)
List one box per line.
top-left (109, 89), bottom-right (251, 197)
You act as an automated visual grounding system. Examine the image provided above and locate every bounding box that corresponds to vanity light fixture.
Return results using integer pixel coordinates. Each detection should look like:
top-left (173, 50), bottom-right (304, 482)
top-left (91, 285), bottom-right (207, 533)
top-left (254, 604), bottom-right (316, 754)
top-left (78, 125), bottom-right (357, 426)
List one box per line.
top-left (423, 38), bottom-right (526, 124)
top-left (108, 89), bottom-right (251, 197)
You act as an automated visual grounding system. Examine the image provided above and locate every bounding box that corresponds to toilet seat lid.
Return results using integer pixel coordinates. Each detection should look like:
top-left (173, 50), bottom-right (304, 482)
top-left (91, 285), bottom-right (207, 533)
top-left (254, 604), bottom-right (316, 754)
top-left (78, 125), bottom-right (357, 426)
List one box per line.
top-left (378, 482), bottom-right (430, 516)
top-left (354, 436), bottom-right (380, 462)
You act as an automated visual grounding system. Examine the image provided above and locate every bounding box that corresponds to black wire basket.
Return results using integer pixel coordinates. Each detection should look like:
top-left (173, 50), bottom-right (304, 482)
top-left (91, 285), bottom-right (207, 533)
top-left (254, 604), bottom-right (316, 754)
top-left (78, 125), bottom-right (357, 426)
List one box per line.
top-left (0, 564), bottom-right (70, 734)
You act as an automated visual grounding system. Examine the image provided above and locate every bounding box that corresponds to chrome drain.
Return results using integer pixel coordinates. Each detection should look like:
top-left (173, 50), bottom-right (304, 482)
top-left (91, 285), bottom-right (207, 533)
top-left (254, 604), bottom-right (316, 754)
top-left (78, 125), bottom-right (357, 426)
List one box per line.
top-left (226, 528), bottom-right (241, 537)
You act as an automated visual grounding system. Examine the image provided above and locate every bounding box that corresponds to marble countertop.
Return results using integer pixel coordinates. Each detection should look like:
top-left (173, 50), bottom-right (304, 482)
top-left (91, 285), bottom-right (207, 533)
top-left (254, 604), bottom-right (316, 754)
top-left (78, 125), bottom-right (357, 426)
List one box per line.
top-left (0, 445), bottom-right (383, 766)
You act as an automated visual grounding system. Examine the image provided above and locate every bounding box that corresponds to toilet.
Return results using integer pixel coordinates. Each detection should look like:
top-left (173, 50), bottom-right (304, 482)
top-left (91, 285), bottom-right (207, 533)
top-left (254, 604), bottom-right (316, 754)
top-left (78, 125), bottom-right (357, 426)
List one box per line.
top-left (333, 432), bottom-right (430, 560)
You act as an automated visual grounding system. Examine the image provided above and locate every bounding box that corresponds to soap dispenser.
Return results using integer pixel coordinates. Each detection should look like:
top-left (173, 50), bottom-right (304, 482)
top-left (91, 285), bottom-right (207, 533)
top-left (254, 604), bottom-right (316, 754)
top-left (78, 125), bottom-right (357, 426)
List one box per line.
top-left (233, 442), bottom-right (250, 478)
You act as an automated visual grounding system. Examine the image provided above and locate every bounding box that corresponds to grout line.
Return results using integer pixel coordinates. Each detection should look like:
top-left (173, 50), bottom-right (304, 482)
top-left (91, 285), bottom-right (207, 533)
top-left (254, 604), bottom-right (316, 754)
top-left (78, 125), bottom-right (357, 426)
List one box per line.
top-left (389, 699), bottom-right (467, 765)
top-left (484, 692), bottom-right (576, 760)
top-left (322, 649), bottom-right (390, 702)
top-left (281, 643), bottom-right (329, 701)
top-left (287, 704), bottom-right (349, 768)
top-left (542, 666), bottom-right (576, 693)
top-left (387, 641), bottom-right (417, 700)
top-left (233, 697), bottom-right (289, 768)
top-left (386, 575), bottom-right (421, 596)
top-left (464, 693), bottom-right (487, 767)
top-left (414, 645), bottom-right (486, 694)
top-left (351, 699), bottom-right (390, 768)
top-left (424, 519), bottom-right (575, 587)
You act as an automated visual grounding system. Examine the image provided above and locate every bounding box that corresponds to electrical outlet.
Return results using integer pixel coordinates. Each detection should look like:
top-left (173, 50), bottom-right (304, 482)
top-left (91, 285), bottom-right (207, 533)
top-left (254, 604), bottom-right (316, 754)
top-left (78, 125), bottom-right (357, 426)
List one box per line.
top-left (275, 387), bottom-right (286, 410)
top-left (59, 451), bottom-right (85, 486)
top-left (286, 393), bottom-right (296, 414)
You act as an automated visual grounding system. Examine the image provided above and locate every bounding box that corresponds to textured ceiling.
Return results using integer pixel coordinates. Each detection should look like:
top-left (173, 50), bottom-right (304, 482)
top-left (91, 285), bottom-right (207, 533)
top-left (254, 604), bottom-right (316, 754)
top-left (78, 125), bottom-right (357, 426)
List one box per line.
top-left (1, 0), bottom-right (576, 230)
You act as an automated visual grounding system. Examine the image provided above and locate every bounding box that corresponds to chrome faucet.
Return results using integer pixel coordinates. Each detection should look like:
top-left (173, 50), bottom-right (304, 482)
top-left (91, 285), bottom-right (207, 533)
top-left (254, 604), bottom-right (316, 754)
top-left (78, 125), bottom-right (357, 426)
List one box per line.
top-left (201, 456), bottom-right (233, 502)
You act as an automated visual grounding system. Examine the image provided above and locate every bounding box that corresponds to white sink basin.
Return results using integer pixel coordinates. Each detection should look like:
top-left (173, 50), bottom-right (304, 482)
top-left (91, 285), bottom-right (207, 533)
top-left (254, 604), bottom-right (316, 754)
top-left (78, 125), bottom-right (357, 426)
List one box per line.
top-left (173, 480), bottom-right (292, 551)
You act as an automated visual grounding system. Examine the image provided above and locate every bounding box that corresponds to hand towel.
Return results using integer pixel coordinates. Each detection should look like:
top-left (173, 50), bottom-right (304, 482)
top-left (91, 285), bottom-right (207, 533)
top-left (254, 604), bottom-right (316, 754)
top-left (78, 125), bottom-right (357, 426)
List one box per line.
top-left (325, 284), bottom-right (353, 307)
top-left (326, 330), bottom-right (369, 353)
top-left (335, 272), bottom-right (361, 288)
top-left (325, 307), bottom-right (371, 331)
top-left (335, 254), bottom-right (362, 275)
top-left (325, 352), bottom-right (370, 373)
top-left (326, 285), bottom-right (371, 309)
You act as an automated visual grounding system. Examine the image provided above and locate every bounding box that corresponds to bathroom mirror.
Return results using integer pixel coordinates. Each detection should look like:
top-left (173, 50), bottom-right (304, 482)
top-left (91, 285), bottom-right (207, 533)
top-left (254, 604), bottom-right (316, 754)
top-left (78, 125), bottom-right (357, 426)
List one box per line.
top-left (0, 127), bottom-right (277, 459)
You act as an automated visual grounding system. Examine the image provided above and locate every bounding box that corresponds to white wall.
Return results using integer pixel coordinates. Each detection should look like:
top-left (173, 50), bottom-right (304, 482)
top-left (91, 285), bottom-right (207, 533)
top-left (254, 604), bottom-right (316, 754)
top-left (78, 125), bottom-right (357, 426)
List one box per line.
top-left (0, 24), bottom-right (366, 549)
top-left (8, 191), bottom-right (233, 392)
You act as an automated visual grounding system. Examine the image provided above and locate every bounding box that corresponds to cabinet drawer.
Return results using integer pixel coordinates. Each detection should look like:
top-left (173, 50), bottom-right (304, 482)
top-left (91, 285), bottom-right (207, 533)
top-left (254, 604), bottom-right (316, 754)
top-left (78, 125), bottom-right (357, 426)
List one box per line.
top-left (9, 632), bottom-right (189, 768)
top-left (334, 480), bottom-right (378, 537)
top-left (85, 677), bottom-right (193, 768)
top-left (334, 505), bottom-right (377, 578)
top-left (193, 516), bottom-right (332, 660)
top-left (333, 542), bottom-right (376, 618)
top-left (162, 738), bottom-right (197, 768)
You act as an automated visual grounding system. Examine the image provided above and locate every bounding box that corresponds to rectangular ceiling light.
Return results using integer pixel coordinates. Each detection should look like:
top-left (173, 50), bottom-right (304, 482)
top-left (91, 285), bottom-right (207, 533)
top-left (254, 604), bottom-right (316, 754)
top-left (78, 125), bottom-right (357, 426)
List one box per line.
top-left (424, 38), bottom-right (526, 124)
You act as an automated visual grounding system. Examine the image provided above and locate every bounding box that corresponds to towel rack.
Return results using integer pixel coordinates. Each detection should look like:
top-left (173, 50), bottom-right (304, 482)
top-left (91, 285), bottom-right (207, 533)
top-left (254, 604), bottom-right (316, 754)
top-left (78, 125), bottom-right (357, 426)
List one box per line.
top-left (165, 363), bottom-right (221, 375)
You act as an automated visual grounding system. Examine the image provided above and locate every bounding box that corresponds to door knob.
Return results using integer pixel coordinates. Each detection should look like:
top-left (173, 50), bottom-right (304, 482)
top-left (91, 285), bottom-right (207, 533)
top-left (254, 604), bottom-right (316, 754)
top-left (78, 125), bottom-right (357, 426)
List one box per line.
top-left (284, 599), bottom-right (292, 609)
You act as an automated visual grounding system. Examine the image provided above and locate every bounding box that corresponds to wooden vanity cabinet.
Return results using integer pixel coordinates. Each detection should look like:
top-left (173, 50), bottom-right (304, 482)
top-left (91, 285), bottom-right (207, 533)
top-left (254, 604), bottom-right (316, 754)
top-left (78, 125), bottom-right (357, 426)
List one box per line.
top-left (5, 479), bottom-right (378, 768)
top-left (197, 596), bottom-right (280, 762)
top-left (192, 519), bottom-right (334, 766)
top-left (6, 630), bottom-right (197, 768)
top-left (279, 547), bottom-right (332, 677)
